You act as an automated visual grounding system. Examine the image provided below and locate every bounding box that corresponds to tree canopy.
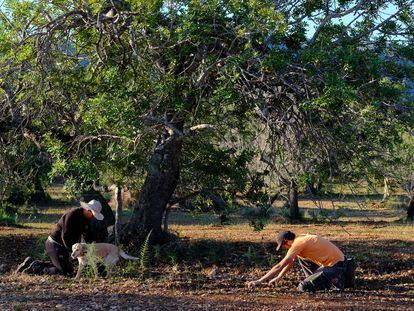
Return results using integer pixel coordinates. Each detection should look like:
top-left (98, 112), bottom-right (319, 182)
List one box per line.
top-left (1, 0), bottom-right (413, 241)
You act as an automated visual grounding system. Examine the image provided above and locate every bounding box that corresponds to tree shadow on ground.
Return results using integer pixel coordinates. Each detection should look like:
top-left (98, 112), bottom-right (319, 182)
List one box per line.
top-left (2, 233), bottom-right (413, 295)
top-left (2, 276), bottom-right (413, 311)
top-left (303, 193), bottom-right (406, 202)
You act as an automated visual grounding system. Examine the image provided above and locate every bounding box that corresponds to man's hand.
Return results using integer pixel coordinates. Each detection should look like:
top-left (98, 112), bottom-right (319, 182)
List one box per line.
top-left (268, 277), bottom-right (278, 286)
top-left (246, 280), bottom-right (261, 288)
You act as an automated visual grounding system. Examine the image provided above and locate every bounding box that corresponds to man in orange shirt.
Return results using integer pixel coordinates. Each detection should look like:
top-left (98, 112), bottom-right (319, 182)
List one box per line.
top-left (247, 230), bottom-right (346, 292)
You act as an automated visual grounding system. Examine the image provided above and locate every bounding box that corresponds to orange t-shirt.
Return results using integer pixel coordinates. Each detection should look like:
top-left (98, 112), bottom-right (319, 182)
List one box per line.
top-left (286, 234), bottom-right (344, 267)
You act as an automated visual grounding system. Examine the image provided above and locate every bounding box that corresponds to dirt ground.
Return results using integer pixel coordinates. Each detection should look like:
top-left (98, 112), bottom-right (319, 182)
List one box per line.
top-left (1, 196), bottom-right (413, 310)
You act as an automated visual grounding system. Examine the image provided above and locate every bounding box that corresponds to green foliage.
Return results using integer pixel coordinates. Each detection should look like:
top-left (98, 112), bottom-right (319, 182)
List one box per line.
top-left (305, 207), bottom-right (345, 222)
top-left (166, 248), bottom-right (179, 267)
top-left (153, 244), bottom-right (162, 262)
top-left (122, 260), bottom-right (140, 276)
top-left (0, 139), bottom-right (51, 206)
top-left (280, 202), bottom-right (304, 221)
top-left (82, 243), bottom-right (108, 279)
top-left (139, 230), bottom-right (152, 271)
top-left (243, 205), bottom-right (276, 232)
top-left (34, 234), bottom-right (50, 261)
top-left (1, 0), bottom-right (413, 228)
top-left (244, 245), bottom-right (259, 266)
top-left (180, 135), bottom-right (258, 215)
top-left (0, 202), bottom-right (18, 226)
top-left (262, 243), bottom-right (278, 267)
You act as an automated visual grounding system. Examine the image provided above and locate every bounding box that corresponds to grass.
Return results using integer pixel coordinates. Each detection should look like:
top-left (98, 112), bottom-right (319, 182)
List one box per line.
top-left (2, 189), bottom-right (411, 238)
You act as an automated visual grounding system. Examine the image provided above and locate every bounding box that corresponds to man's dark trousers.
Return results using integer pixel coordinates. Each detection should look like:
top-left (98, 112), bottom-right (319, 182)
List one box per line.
top-left (297, 258), bottom-right (345, 292)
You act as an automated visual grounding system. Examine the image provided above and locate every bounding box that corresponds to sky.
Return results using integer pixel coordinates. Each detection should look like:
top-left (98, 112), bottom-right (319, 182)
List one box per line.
top-left (0, 1), bottom-right (405, 41)
top-left (306, 2), bottom-right (402, 39)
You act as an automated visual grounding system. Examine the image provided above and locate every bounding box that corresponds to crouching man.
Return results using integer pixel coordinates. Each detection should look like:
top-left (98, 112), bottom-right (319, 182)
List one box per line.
top-left (247, 230), bottom-right (346, 292)
top-left (15, 200), bottom-right (105, 276)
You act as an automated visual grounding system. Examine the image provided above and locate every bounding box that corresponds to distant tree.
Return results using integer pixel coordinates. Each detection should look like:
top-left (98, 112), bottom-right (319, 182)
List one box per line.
top-left (250, 0), bottom-right (414, 218)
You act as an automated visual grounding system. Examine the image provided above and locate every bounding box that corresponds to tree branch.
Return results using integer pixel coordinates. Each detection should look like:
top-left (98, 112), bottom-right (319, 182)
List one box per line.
top-left (308, 0), bottom-right (369, 47)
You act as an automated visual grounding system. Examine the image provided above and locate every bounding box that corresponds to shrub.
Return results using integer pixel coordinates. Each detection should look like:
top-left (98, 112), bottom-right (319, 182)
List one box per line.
top-left (243, 205), bottom-right (277, 232)
top-left (0, 202), bottom-right (19, 226)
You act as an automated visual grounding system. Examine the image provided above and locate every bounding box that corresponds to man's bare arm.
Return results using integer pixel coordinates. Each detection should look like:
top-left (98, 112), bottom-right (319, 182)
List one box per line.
top-left (268, 256), bottom-right (296, 285)
top-left (247, 253), bottom-right (297, 287)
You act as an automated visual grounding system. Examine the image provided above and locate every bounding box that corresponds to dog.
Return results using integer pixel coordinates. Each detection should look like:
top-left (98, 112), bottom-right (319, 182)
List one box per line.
top-left (71, 242), bottom-right (139, 279)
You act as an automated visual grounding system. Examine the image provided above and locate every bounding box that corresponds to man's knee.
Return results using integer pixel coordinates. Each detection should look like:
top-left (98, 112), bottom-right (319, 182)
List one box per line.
top-left (298, 271), bottom-right (332, 292)
top-left (298, 280), bottom-right (316, 292)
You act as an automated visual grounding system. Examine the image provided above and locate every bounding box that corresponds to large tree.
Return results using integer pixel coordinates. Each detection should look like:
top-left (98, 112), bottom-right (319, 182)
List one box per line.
top-left (1, 0), bottom-right (413, 238)
top-left (1, 0), bottom-right (287, 242)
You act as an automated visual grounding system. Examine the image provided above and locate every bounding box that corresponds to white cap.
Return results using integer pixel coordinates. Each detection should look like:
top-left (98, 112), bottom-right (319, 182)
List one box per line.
top-left (80, 200), bottom-right (104, 221)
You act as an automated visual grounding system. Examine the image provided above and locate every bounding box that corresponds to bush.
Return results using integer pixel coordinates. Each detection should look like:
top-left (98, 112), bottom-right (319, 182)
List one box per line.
top-left (280, 202), bottom-right (304, 221)
top-left (242, 205), bottom-right (277, 232)
top-left (0, 202), bottom-right (19, 226)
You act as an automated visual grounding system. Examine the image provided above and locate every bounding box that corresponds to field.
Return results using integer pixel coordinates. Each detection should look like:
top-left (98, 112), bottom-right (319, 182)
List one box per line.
top-left (0, 189), bottom-right (413, 310)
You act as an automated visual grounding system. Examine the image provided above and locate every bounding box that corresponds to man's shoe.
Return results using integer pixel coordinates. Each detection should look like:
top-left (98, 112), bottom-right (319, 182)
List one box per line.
top-left (333, 275), bottom-right (344, 291)
top-left (22, 260), bottom-right (43, 275)
top-left (15, 257), bottom-right (34, 273)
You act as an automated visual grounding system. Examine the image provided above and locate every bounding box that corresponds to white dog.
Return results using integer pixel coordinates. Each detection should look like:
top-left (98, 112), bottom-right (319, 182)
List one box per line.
top-left (71, 242), bottom-right (140, 279)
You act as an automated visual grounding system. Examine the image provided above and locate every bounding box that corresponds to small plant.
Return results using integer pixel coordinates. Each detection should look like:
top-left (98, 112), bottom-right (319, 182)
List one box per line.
top-left (139, 230), bottom-right (152, 271)
top-left (153, 244), bottom-right (162, 262)
top-left (280, 202), bottom-right (304, 221)
top-left (219, 212), bottom-right (231, 225)
top-left (123, 260), bottom-right (140, 275)
top-left (265, 252), bottom-right (277, 266)
top-left (162, 247), bottom-right (180, 273)
top-left (0, 202), bottom-right (19, 226)
top-left (206, 248), bottom-right (219, 264)
top-left (34, 234), bottom-right (50, 260)
top-left (82, 243), bottom-right (108, 279)
top-left (244, 246), bottom-right (259, 266)
top-left (20, 202), bottom-right (40, 220)
top-left (243, 205), bottom-right (275, 232)
top-left (250, 219), bottom-right (267, 232)
top-left (280, 202), bottom-right (291, 220)
top-left (167, 249), bottom-right (178, 266)
top-left (0, 210), bottom-right (18, 226)
top-left (262, 241), bottom-right (278, 266)
top-left (306, 209), bottom-right (320, 222)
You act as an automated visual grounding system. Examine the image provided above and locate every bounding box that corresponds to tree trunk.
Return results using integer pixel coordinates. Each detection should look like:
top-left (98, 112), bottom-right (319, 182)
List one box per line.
top-left (29, 173), bottom-right (48, 204)
top-left (407, 193), bottom-right (414, 220)
top-left (115, 185), bottom-right (122, 245)
top-left (163, 204), bottom-right (171, 235)
top-left (305, 174), bottom-right (316, 195)
top-left (289, 178), bottom-right (300, 220)
top-left (383, 177), bottom-right (390, 200)
top-left (128, 128), bottom-right (183, 243)
top-left (316, 179), bottom-right (323, 193)
top-left (268, 191), bottom-right (280, 206)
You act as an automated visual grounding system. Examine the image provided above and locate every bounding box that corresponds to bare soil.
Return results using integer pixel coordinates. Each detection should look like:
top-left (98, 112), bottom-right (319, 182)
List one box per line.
top-left (0, 196), bottom-right (413, 310)
top-left (1, 226), bottom-right (413, 310)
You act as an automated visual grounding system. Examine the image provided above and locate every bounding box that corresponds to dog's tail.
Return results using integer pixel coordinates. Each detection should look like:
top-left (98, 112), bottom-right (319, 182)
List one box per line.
top-left (119, 250), bottom-right (140, 261)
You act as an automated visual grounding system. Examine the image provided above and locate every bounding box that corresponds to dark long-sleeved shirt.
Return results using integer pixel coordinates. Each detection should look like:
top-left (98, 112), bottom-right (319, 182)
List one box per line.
top-left (50, 208), bottom-right (90, 250)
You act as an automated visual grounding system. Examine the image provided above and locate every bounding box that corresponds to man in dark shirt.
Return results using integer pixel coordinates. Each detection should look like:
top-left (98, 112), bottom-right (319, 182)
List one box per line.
top-left (17, 200), bottom-right (105, 276)
top-left (45, 200), bottom-right (104, 275)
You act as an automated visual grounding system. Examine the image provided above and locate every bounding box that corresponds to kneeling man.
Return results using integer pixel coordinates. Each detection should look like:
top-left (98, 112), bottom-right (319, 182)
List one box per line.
top-left (247, 230), bottom-right (345, 292)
